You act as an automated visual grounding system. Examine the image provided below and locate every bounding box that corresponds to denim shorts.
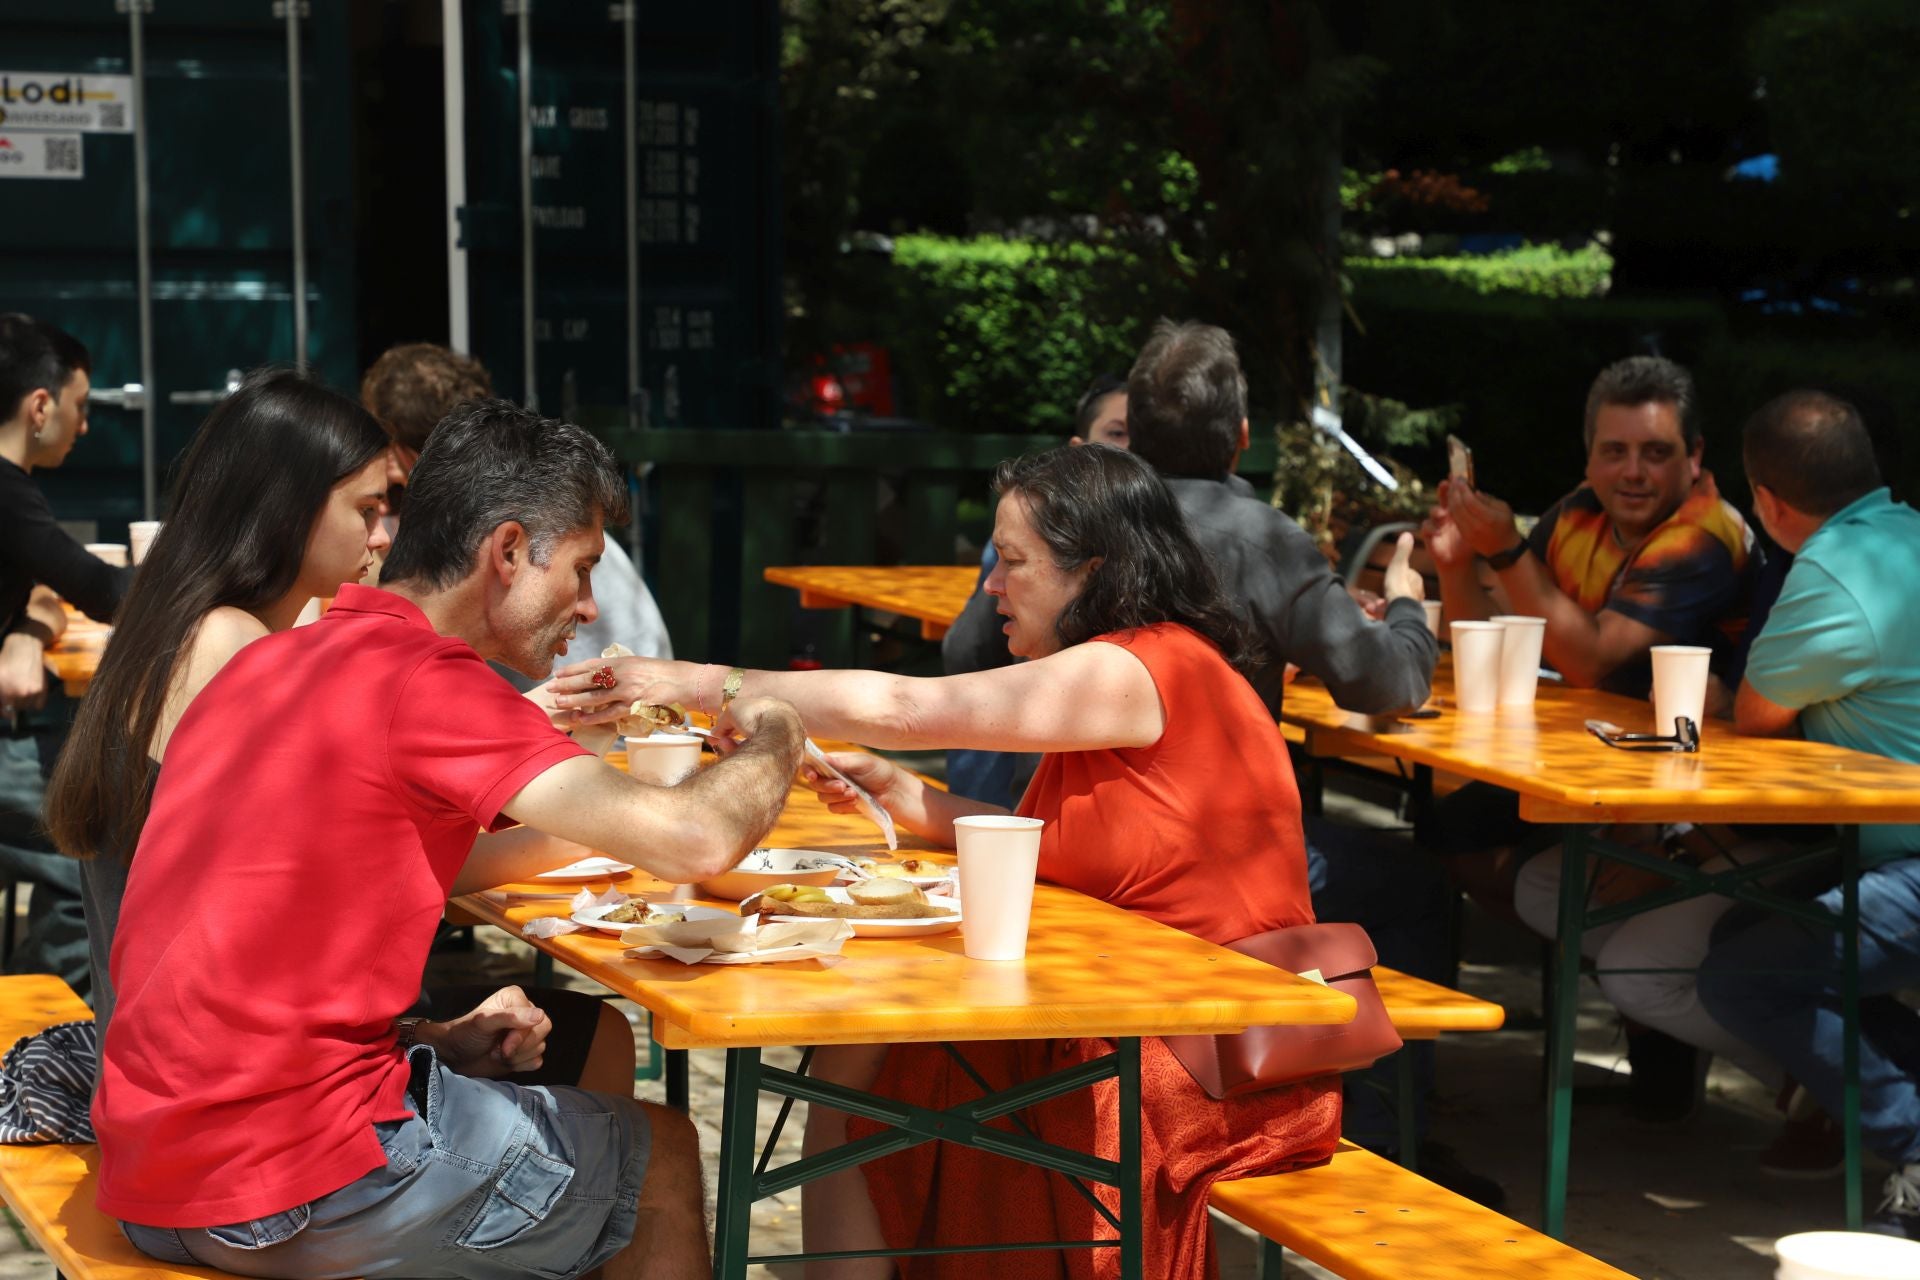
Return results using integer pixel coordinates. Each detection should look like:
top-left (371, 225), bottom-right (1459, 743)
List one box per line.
top-left (121, 1046), bottom-right (651, 1280)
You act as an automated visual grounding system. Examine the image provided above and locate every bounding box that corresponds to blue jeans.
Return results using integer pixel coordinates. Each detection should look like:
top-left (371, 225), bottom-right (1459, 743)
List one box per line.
top-left (122, 1046), bottom-right (652, 1279)
top-left (0, 695), bottom-right (89, 995)
top-left (1306, 816), bottom-right (1450, 1152)
top-left (1698, 856), bottom-right (1920, 1167)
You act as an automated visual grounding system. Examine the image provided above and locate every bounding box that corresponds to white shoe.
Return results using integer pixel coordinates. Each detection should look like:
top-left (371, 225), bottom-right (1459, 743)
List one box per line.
top-left (1867, 1163), bottom-right (1920, 1240)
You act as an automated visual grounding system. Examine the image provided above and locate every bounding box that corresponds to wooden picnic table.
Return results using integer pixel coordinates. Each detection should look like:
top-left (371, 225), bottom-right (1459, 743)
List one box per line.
top-left (763, 564), bottom-right (977, 641)
top-left (454, 770), bottom-right (1354, 1278)
top-left (1281, 661), bottom-right (1920, 1238)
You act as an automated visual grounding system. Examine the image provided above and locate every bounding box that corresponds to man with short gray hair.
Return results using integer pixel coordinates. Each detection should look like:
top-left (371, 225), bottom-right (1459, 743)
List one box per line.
top-left (98, 399), bottom-right (803, 1279)
top-left (1127, 319), bottom-right (1436, 717)
top-left (1123, 320), bottom-right (1503, 1197)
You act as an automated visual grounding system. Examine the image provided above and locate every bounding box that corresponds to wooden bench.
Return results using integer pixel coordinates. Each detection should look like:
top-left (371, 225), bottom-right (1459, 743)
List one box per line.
top-left (1211, 1140), bottom-right (1638, 1279)
top-left (0, 974), bottom-right (230, 1280)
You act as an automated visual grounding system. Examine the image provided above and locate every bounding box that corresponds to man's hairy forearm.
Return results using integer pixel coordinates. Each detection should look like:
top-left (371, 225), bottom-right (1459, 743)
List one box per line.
top-left (685, 722), bottom-right (805, 855)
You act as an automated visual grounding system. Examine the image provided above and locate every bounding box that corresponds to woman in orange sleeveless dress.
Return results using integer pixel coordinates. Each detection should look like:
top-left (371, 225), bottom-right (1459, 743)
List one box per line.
top-left (557, 445), bottom-right (1342, 1279)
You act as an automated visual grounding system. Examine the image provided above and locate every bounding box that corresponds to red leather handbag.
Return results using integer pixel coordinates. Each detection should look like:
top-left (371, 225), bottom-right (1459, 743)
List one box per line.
top-left (1164, 922), bottom-right (1403, 1099)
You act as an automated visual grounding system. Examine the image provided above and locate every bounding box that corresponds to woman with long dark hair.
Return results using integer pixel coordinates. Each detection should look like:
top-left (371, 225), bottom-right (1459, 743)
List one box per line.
top-left (46, 369), bottom-right (396, 1031)
top-left (554, 444), bottom-right (1339, 1280)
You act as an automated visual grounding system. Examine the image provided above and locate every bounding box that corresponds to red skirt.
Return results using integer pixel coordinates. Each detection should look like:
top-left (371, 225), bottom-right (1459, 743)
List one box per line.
top-left (847, 1036), bottom-right (1341, 1280)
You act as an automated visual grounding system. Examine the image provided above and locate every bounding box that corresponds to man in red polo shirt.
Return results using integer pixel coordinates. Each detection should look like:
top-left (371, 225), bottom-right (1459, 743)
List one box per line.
top-left (95, 400), bottom-right (804, 1280)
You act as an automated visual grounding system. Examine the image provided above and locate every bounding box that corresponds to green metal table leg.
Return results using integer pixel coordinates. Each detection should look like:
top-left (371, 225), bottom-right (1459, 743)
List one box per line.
top-left (1117, 1037), bottom-right (1143, 1280)
top-left (1258, 1237), bottom-right (1285, 1278)
top-left (713, 1047), bottom-right (763, 1280)
top-left (1397, 1050), bottom-right (1418, 1172)
top-left (533, 951), bottom-right (553, 986)
top-left (1542, 825), bottom-right (1588, 1239)
top-left (1841, 826), bottom-right (1863, 1229)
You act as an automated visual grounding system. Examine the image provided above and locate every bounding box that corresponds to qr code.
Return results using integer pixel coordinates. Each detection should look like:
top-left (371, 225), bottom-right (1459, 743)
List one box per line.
top-left (45, 137), bottom-right (81, 172)
top-left (98, 102), bottom-right (127, 129)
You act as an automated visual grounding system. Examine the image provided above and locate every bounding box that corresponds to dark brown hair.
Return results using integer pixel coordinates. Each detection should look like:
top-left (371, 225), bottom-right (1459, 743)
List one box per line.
top-left (46, 369), bottom-right (389, 861)
top-left (1125, 320), bottom-right (1247, 478)
top-left (993, 444), bottom-right (1257, 669)
top-left (359, 342), bottom-right (493, 454)
top-left (1743, 390), bottom-right (1882, 517)
top-left (1583, 355), bottom-right (1699, 451)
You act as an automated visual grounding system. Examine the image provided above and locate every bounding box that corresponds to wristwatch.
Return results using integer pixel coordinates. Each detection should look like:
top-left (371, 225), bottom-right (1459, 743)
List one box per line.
top-left (394, 1017), bottom-right (428, 1051)
top-left (1485, 539), bottom-right (1530, 571)
top-left (720, 667), bottom-right (745, 713)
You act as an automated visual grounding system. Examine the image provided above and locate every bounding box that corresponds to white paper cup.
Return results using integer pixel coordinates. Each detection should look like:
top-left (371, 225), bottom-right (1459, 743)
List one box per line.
top-left (1774, 1230), bottom-right (1920, 1280)
top-left (85, 542), bottom-right (128, 568)
top-left (128, 521), bottom-right (162, 565)
top-left (1450, 621), bottom-right (1505, 713)
top-left (1490, 615), bottom-right (1547, 707)
top-left (954, 815), bottom-right (1044, 961)
top-left (1421, 600), bottom-right (1444, 636)
top-left (624, 733), bottom-right (703, 785)
top-left (1651, 644), bottom-right (1712, 739)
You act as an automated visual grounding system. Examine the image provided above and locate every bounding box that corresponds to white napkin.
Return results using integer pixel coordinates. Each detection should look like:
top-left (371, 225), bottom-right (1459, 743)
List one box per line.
top-left (621, 914), bottom-right (853, 965)
top-left (520, 886), bottom-right (630, 939)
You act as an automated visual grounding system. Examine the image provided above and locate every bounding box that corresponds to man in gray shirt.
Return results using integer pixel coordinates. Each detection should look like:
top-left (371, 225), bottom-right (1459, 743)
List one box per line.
top-left (1124, 320), bottom-right (1497, 1203)
top-left (1126, 320), bottom-right (1434, 716)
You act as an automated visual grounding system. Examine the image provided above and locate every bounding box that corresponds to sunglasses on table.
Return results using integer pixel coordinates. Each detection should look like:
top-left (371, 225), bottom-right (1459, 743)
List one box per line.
top-left (1584, 716), bottom-right (1700, 753)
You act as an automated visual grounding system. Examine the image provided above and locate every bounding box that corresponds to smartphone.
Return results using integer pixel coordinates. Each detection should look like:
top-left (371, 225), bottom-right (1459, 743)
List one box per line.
top-left (1446, 433), bottom-right (1475, 488)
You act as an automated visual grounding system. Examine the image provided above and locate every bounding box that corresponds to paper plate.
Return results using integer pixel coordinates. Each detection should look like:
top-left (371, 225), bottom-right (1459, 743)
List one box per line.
top-left (571, 904), bottom-right (731, 935)
top-left (769, 889), bottom-right (962, 938)
top-left (533, 856), bottom-right (636, 883)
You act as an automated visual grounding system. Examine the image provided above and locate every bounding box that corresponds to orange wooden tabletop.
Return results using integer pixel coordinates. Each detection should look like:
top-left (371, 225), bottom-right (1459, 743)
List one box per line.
top-left (1283, 661), bottom-right (1920, 825)
top-left (1370, 967), bottom-right (1504, 1040)
top-left (45, 605), bottom-right (109, 697)
top-left (762, 565), bottom-right (977, 641)
top-left (454, 775), bottom-right (1355, 1051)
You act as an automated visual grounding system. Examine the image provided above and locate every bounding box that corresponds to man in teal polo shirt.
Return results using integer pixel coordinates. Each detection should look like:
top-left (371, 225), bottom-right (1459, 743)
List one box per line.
top-left (1699, 389), bottom-right (1920, 1238)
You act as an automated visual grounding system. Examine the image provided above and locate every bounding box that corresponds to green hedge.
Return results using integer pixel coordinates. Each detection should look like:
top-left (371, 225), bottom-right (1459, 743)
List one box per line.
top-left (865, 235), bottom-right (1920, 513)
top-left (883, 235), bottom-right (1176, 436)
top-left (1345, 242), bottom-right (1613, 300)
top-left (880, 234), bottom-right (1612, 434)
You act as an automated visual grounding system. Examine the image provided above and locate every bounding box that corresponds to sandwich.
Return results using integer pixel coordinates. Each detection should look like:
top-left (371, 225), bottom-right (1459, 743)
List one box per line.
top-left (740, 880), bottom-right (955, 921)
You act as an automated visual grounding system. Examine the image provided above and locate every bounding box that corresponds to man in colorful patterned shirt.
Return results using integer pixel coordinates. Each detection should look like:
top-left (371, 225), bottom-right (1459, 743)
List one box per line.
top-left (1425, 354), bottom-right (1752, 697)
top-left (1421, 355), bottom-right (1754, 1121)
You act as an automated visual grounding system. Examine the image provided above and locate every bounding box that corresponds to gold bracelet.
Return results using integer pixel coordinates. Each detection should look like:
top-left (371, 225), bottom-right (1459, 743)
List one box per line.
top-left (720, 667), bottom-right (744, 714)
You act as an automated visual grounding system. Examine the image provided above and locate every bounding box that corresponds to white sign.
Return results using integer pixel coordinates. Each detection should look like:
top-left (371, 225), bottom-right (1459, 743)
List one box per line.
top-left (0, 132), bottom-right (84, 180)
top-left (0, 73), bottom-right (135, 133)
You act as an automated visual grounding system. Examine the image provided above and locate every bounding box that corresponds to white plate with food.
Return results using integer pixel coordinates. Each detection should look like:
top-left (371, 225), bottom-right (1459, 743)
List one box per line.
top-left (534, 856), bottom-right (636, 883)
top-left (744, 882), bottom-right (962, 938)
top-left (571, 903), bottom-right (732, 935)
top-left (696, 847), bottom-right (857, 900)
top-left (836, 857), bottom-right (955, 892)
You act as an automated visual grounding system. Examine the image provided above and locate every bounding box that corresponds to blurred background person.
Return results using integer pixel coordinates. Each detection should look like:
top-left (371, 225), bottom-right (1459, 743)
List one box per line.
top-left (360, 342), bottom-right (672, 673)
top-left (0, 313), bottom-right (132, 995)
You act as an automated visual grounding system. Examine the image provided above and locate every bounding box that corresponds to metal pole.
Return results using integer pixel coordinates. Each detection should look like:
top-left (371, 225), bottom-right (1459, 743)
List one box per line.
top-left (1542, 824), bottom-right (1587, 1239)
top-left (621, 1), bottom-right (640, 432)
top-left (517, 2), bottom-right (537, 409)
top-left (283, 0), bottom-right (308, 371)
top-left (127, 0), bottom-right (157, 520)
top-left (442, 0), bottom-right (470, 352)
